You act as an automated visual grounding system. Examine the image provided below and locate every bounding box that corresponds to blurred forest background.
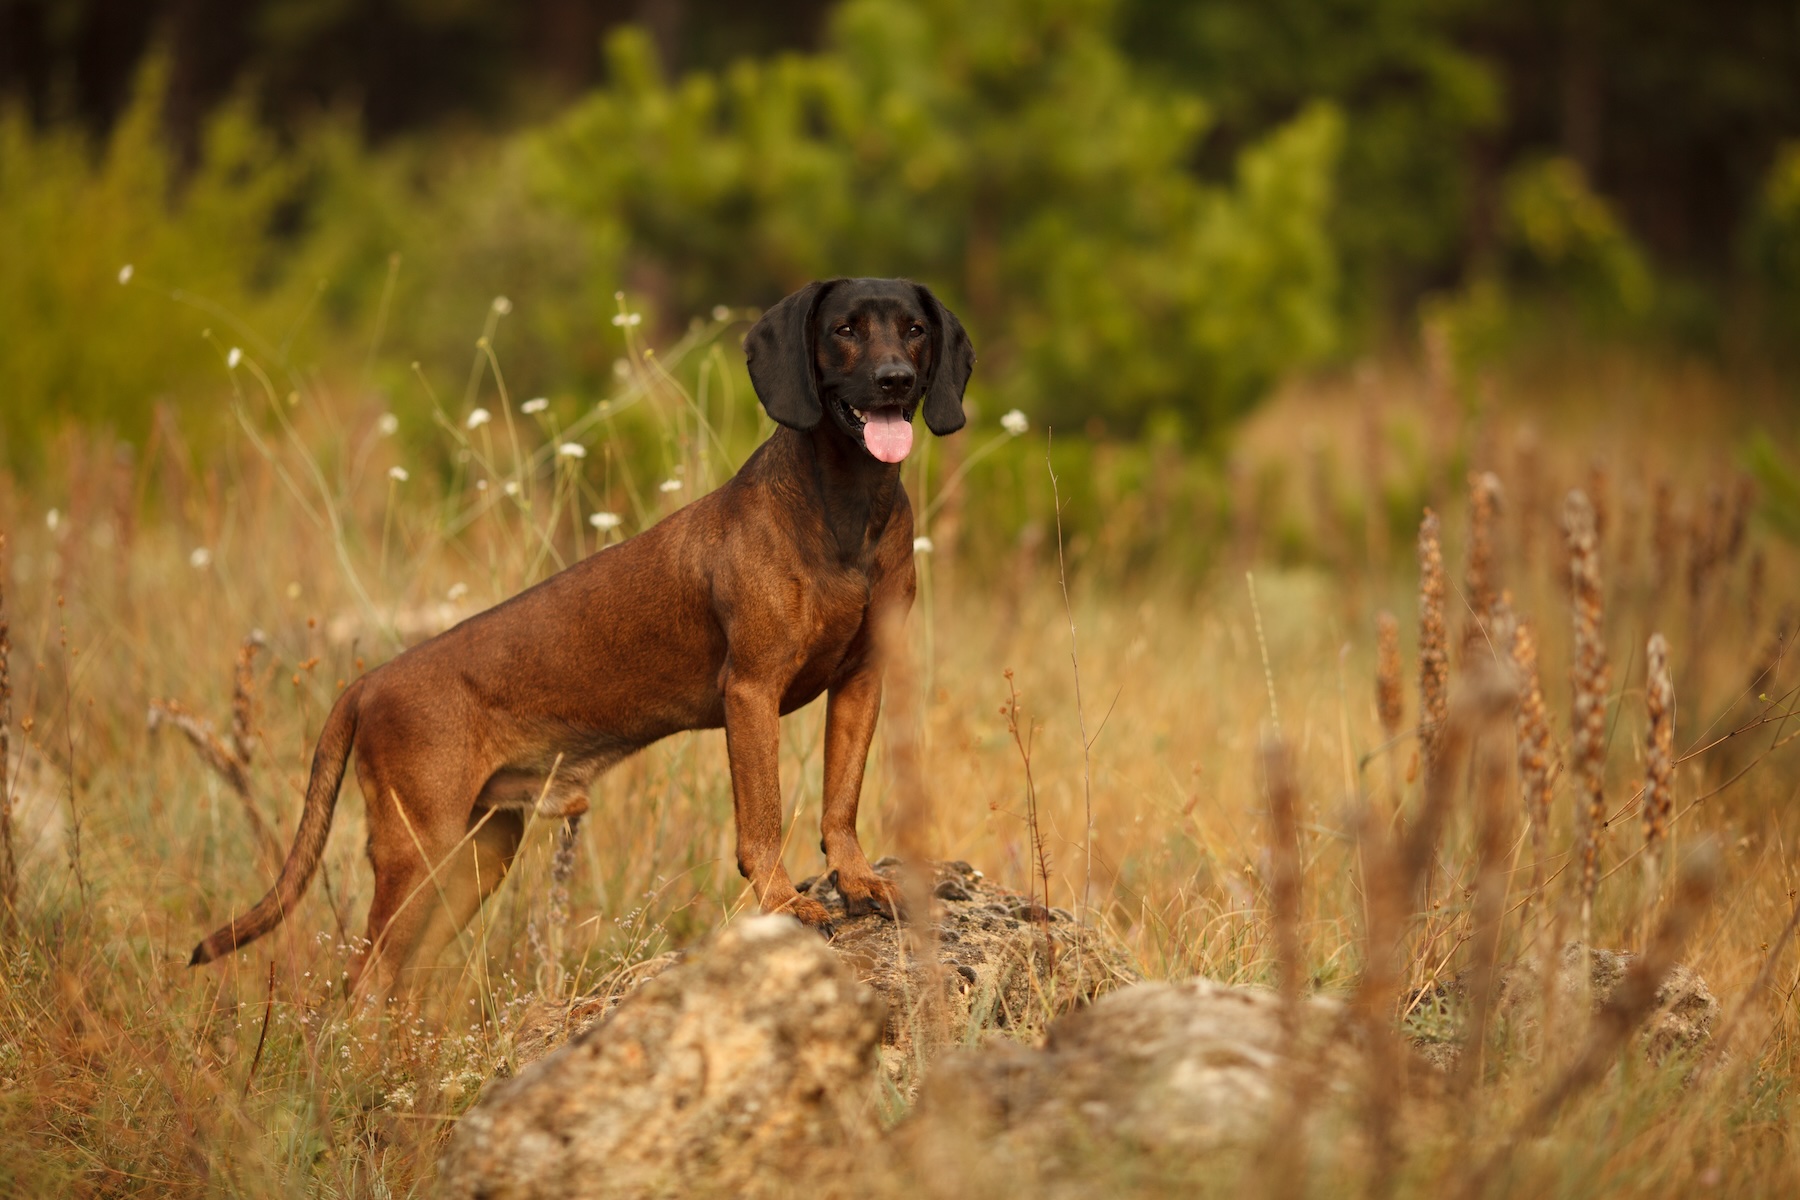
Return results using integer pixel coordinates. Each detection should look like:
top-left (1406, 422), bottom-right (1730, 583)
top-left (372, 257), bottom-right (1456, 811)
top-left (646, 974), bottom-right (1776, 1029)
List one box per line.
top-left (4, 0), bottom-right (1800, 474)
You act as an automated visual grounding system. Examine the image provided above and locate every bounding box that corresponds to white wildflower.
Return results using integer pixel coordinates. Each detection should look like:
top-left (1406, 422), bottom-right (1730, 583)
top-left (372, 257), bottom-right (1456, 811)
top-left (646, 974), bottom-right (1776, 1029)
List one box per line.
top-left (491, 295), bottom-right (512, 315)
top-left (189, 547), bottom-right (213, 569)
top-left (118, 264), bottom-right (133, 284)
top-left (521, 397), bottom-right (549, 415)
top-left (503, 481), bottom-right (521, 497)
top-left (475, 479), bottom-right (489, 492)
top-left (913, 536), bottom-right (935, 554)
top-left (447, 582), bottom-right (469, 602)
top-left (558, 442), bottom-right (587, 459)
top-left (466, 407), bottom-right (492, 430)
top-left (589, 511), bottom-right (622, 531)
top-left (711, 305), bottom-right (731, 322)
top-left (388, 466), bottom-right (409, 482)
top-left (45, 508), bottom-right (61, 532)
top-left (226, 347), bottom-right (242, 369)
top-left (658, 479), bottom-right (682, 493)
top-left (612, 359), bottom-right (631, 380)
top-left (377, 412), bottom-right (399, 436)
top-left (1001, 409), bottom-right (1029, 436)
top-left (611, 311), bottom-right (642, 328)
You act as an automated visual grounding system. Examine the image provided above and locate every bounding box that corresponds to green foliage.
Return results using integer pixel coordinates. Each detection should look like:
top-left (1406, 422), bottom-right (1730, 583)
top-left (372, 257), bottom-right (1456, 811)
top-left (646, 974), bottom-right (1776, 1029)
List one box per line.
top-left (1744, 431), bottom-right (1800, 546)
top-left (0, 58), bottom-right (305, 450)
top-left (533, 0), bottom-right (1344, 439)
top-left (2, 3), bottom-right (1345, 463)
top-left (1119, 0), bottom-right (1500, 320)
top-left (1743, 142), bottom-right (1800, 339)
top-left (1502, 157), bottom-right (1654, 319)
top-left (0, 56), bottom-right (608, 465)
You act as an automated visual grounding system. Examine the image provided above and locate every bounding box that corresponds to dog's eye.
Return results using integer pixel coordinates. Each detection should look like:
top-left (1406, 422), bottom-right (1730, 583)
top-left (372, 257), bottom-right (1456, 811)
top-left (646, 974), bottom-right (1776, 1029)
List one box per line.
top-left (834, 324), bottom-right (855, 338)
top-left (906, 324), bottom-right (926, 338)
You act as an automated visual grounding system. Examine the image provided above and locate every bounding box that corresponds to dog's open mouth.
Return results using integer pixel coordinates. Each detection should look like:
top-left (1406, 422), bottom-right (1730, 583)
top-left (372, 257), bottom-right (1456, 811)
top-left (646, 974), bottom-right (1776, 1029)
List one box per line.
top-left (841, 400), bottom-right (915, 463)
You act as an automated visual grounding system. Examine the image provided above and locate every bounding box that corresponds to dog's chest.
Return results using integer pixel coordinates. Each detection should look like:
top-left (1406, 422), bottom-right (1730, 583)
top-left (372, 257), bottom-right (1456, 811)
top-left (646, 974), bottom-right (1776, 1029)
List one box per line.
top-left (786, 568), bottom-right (875, 695)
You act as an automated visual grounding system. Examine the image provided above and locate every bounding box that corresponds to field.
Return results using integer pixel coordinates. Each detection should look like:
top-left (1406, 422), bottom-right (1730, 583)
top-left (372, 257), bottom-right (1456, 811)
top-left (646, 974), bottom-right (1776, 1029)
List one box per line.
top-left (1, 323), bottom-right (1798, 1197)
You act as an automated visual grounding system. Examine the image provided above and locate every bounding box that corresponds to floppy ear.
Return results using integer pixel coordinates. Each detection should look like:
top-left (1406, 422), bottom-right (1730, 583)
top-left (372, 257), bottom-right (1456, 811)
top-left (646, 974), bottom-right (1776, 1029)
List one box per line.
top-left (744, 280), bottom-right (835, 431)
top-left (916, 284), bottom-right (974, 436)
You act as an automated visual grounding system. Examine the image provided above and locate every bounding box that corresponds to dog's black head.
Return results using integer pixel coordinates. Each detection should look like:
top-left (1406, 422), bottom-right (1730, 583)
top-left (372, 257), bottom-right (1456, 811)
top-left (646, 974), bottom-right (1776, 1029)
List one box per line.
top-left (744, 278), bottom-right (974, 462)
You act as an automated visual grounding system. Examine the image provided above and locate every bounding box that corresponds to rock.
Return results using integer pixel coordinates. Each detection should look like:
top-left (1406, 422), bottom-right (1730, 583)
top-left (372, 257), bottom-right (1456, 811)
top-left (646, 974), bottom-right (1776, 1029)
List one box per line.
top-left (816, 860), bottom-right (1138, 1072)
top-left (895, 976), bottom-right (1359, 1180)
top-left (508, 860), bottom-right (1139, 1077)
top-left (439, 915), bottom-right (883, 1200)
top-left (505, 953), bottom-right (681, 1072)
top-left (1407, 941), bottom-right (1720, 1069)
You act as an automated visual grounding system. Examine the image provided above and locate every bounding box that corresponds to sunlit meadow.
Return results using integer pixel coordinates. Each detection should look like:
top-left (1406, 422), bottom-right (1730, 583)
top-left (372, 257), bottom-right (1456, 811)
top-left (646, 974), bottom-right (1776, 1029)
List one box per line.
top-left (1, 291), bottom-right (1798, 1195)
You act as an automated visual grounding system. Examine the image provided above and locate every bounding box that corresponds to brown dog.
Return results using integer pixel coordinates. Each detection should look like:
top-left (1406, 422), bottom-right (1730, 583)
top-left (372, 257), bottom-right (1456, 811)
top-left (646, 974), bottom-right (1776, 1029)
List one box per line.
top-left (189, 278), bottom-right (973, 999)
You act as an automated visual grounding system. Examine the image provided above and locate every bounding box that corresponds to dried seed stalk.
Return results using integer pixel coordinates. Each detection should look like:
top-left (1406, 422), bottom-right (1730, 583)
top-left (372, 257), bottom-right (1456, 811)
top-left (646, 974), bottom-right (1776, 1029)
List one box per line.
top-left (1650, 478), bottom-right (1676, 595)
top-left (1520, 840), bottom-right (1717, 1136)
top-left (1688, 485), bottom-right (1725, 608)
top-left (1462, 472), bottom-right (1504, 661)
top-left (148, 699), bottom-right (253, 802)
top-left (1418, 509), bottom-right (1450, 773)
top-left (1004, 668), bottom-right (1056, 979)
top-left (543, 814), bottom-right (581, 996)
top-left (147, 633), bottom-right (282, 867)
top-left (230, 631), bottom-right (266, 764)
top-left (1511, 618), bottom-right (1556, 907)
top-left (1564, 490), bottom-right (1611, 942)
top-left (1462, 841), bottom-right (1721, 1200)
top-left (1747, 548), bottom-right (1766, 635)
top-left (1262, 734), bottom-right (1303, 1014)
top-left (1457, 667), bottom-right (1518, 1095)
top-left (1259, 732), bottom-right (1311, 1200)
top-left (1617, 481), bottom-right (1642, 576)
top-left (1401, 681), bottom-right (1487, 912)
top-left (1360, 392), bottom-right (1391, 569)
top-left (1375, 611), bottom-right (1404, 739)
top-left (1725, 475), bottom-right (1756, 564)
top-left (1513, 424), bottom-right (1542, 568)
top-left (1749, 608), bottom-right (1793, 695)
top-left (1586, 460), bottom-right (1611, 545)
top-left (1352, 803), bottom-right (1404, 1194)
top-left (879, 604), bottom-right (946, 1031)
top-left (1642, 634), bottom-right (1676, 909)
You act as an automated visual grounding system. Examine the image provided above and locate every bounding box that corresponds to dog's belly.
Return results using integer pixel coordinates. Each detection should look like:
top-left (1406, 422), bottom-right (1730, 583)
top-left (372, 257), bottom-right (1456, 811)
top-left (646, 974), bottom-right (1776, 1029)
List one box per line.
top-left (473, 743), bottom-right (631, 817)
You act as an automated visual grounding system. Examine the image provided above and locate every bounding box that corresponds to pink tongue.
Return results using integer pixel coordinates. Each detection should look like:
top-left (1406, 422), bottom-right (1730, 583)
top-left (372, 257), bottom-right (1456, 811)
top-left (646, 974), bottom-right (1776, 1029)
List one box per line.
top-left (862, 409), bottom-right (914, 463)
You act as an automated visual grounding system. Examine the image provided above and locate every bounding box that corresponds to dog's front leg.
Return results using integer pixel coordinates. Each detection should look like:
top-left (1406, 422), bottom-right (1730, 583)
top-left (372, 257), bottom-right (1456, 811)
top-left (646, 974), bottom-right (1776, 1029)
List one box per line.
top-left (820, 667), bottom-right (906, 920)
top-left (723, 677), bottom-right (837, 932)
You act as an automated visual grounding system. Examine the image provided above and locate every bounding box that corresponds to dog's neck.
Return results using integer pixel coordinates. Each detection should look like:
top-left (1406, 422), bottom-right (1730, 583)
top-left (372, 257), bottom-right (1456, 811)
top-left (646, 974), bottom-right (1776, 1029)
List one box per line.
top-left (765, 425), bottom-right (905, 563)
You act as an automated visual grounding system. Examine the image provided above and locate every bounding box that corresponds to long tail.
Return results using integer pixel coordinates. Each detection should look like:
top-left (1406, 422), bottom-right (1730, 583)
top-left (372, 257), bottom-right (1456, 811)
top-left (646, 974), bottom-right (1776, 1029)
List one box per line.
top-left (190, 676), bottom-right (366, 965)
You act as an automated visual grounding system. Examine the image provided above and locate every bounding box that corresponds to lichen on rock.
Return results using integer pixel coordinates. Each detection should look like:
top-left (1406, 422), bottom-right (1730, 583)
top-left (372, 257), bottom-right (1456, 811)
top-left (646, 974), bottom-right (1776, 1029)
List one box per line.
top-left (440, 916), bottom-right (884, 1200)
top-left (505, 859), bottom-right (1140, 1078)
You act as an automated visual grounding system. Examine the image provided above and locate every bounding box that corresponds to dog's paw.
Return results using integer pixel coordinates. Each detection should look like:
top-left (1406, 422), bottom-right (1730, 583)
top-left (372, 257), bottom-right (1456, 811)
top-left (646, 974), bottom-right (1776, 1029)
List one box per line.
top-left (786, 894), bottom-right (839, 934)
top-left (833, 869), bottom-right (906, 922)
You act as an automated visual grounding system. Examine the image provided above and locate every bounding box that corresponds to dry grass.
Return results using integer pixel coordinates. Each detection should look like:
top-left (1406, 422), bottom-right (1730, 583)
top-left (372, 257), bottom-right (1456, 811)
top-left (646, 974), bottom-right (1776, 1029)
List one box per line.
top-left (1, 338), bottom-right (1798, 1197)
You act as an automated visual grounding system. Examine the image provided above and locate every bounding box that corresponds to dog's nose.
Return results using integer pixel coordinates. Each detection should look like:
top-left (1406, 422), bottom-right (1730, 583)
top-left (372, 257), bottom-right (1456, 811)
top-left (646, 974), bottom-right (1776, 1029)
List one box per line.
top-left (875, 363), bottom-right (916, 395)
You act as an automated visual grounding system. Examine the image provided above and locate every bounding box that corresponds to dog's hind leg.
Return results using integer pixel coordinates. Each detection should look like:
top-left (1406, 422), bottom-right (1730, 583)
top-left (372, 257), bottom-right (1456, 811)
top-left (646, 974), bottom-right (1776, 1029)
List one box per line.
top-left (346, 748), bottom-right (514, 1006)
top-left (400, 806), bottom-right (526, 998)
